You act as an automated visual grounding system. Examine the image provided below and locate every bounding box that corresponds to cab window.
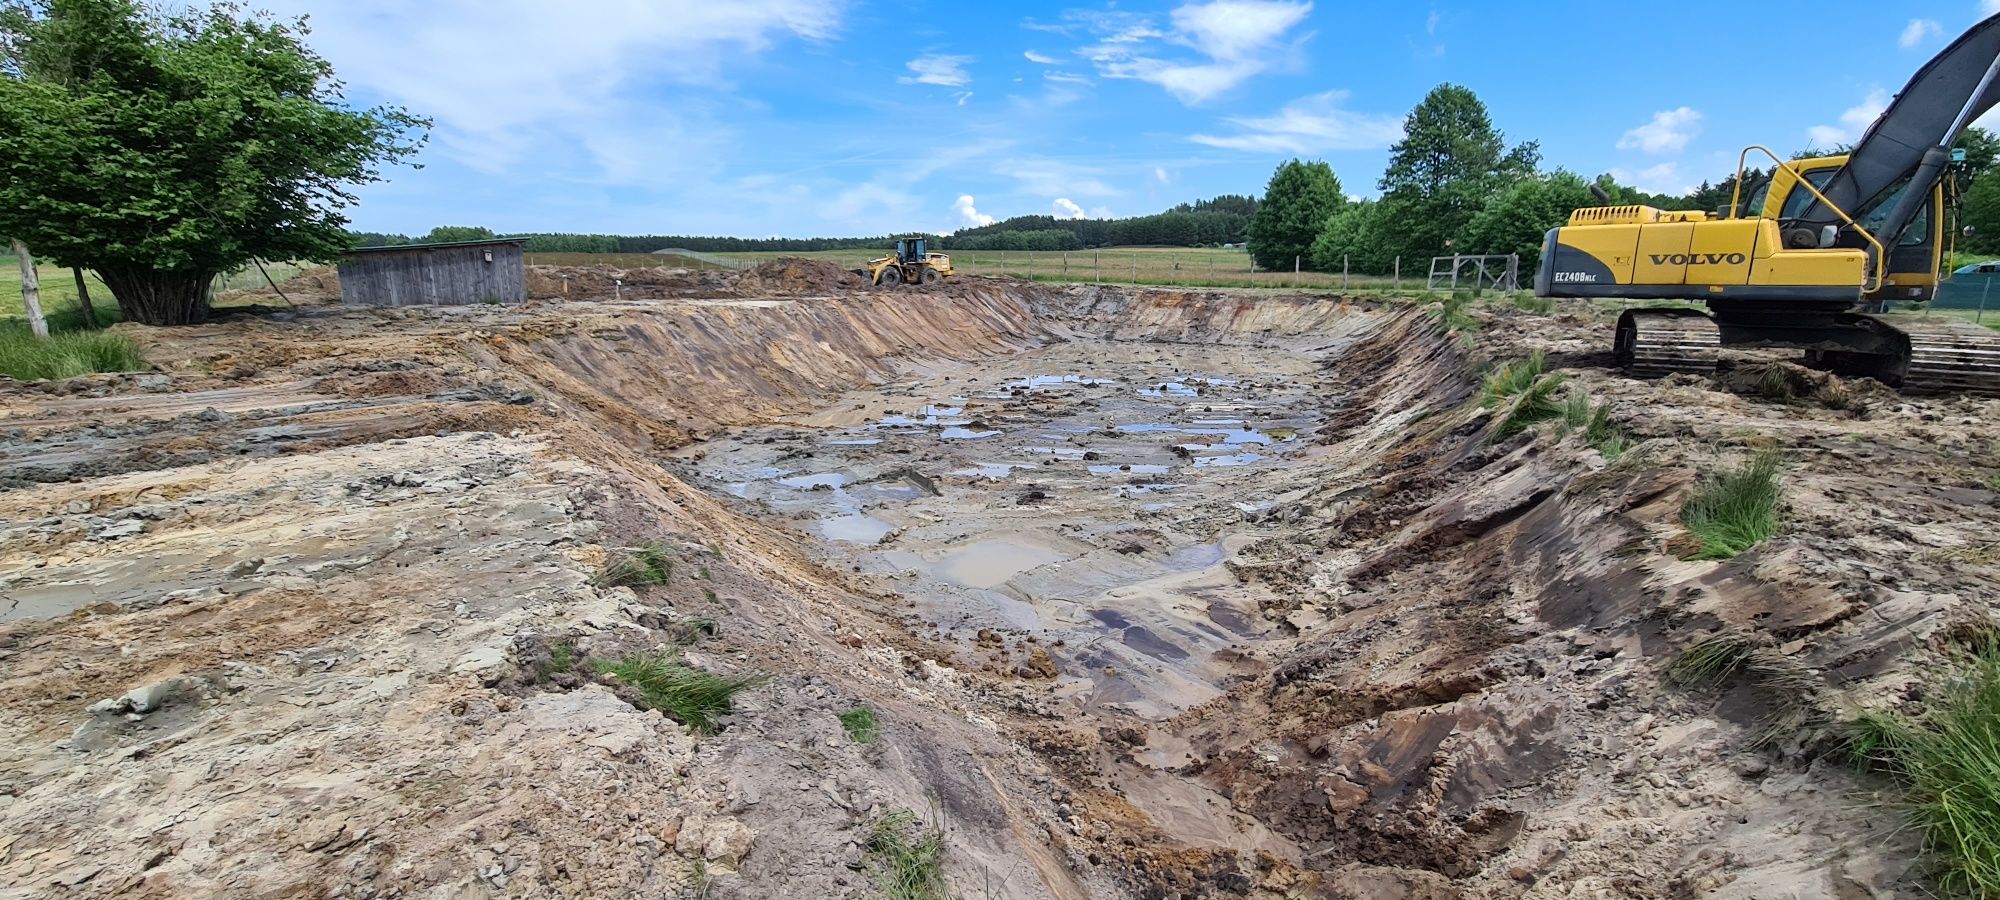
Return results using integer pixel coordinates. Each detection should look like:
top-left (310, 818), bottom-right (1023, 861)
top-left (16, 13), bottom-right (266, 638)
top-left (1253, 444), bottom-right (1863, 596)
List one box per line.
top-left (1778, 170), bottom-right (1838, 219)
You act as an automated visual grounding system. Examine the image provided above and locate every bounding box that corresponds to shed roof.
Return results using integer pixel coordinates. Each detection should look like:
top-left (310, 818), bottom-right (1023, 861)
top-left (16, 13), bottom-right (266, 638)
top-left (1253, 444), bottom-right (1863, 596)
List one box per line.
top-left (344, 238), bottom-right (529, 255)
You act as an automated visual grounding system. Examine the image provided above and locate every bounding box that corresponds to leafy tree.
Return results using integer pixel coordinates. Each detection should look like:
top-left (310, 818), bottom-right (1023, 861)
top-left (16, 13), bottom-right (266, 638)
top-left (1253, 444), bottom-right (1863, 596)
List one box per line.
top-left (1309, 201), bottom-right (1393, 275)
top-left (424, 225), bottom-right (496, 244)
top-left (1956, 126), bottom-right (2000, 189)
top-left (0, 0), bottom-right (427, 325)
top-left (348, 231), bottom-right (412, 249)
top-left (1462, 171), bottom-right (1595, 271)
top-left (1247, 160), bottom-right (1344, 271)
top-left (1375, 84), bottom-right (1537, 263)
top-left (1961, 170), bottom-right (2000, 254)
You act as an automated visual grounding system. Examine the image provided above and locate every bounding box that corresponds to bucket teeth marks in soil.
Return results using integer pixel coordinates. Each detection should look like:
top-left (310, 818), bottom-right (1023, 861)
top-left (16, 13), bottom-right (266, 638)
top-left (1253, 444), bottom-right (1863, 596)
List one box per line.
top-left (0, 270), bottom-right (1992, 898)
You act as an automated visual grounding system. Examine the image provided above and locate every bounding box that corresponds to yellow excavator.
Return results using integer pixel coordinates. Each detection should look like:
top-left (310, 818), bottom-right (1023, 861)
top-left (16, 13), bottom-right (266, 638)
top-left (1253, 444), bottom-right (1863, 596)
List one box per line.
top-left (1537, 14), bottom-right (2000, 393)
top-left (865, 237), bottom-right (955, 286)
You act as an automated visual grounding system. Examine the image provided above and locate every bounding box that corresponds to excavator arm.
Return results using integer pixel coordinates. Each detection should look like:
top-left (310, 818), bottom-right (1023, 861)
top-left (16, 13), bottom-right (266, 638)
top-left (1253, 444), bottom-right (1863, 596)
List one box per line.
top-left (1794, 14), bottom-right (2000, 250)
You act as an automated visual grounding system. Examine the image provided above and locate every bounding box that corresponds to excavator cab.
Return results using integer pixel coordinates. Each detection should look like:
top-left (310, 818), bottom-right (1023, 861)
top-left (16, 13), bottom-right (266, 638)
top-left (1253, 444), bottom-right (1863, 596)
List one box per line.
top-left (1749, 156), bottom-right (1945, 304)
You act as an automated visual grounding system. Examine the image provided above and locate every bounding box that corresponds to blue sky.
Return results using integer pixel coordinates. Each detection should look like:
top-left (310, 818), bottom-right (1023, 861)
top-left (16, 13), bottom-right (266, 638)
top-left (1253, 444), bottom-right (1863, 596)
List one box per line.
top-left (266, 0), bottom-right (2000, 238)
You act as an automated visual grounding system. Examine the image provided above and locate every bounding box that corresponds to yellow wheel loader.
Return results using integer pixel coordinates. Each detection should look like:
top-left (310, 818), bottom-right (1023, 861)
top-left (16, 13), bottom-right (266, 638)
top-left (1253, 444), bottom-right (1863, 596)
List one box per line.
top-left (1537, 14), bottom-right (2000, 394)
top-left (865, 238), bottom-right (954, 286)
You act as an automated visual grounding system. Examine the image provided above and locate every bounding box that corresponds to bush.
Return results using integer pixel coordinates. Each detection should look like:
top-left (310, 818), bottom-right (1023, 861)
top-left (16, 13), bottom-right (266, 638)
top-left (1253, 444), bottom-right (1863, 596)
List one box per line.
top-left (0, 328), bottom-right (145, 381)
top-left (1849, 648), bottom-right (2000, 896)
top-left (1678, 452), bottom-right (1783, 559)
top-left (592, 653), bottom-right (759, 733)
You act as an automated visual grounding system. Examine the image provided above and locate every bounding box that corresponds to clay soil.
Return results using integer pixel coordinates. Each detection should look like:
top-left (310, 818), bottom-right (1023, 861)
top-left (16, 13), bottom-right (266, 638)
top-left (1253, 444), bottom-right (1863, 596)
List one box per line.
top-left (1, 264), bottom-right (1996, 899)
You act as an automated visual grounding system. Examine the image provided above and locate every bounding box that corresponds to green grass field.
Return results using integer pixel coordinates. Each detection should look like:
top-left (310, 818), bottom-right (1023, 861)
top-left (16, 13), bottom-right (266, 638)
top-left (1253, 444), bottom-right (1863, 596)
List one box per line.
top-left (0, 254), bottom-right (115, 326)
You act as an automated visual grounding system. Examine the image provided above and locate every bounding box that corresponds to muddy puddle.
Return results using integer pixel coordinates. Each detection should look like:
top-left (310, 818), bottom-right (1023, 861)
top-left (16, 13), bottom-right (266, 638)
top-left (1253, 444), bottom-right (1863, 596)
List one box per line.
top-left (682, 341), bottom-right (1332, 721)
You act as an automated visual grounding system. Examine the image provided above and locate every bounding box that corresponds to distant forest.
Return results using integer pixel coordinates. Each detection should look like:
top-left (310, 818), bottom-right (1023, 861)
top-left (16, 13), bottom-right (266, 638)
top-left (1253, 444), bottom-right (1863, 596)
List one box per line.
top-left (346, 195), bottom-right (1262, 255)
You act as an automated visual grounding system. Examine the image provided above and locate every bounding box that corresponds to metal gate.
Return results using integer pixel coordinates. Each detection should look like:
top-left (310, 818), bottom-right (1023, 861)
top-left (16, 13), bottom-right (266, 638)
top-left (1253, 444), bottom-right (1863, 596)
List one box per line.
top-left (1426, 254), bottom-right (1519, 294)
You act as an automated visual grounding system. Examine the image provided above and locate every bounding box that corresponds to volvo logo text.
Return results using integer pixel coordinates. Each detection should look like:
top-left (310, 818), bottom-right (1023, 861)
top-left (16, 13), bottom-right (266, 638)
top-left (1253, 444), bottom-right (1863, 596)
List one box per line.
top-left (1650, 253), bottom-right (1747, 266)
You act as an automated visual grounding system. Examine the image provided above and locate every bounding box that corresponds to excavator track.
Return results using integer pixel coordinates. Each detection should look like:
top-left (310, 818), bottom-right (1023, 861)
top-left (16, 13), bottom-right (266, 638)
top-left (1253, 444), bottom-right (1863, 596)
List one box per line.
top-left (1868, 315), bottom-right (2000, 396)
top-left (1614, 308), bottom-right (1720, 377)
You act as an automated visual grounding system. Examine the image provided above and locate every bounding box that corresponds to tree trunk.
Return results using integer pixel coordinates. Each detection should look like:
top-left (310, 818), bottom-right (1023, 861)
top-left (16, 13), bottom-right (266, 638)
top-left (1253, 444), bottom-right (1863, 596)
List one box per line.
top-left (9, 240), bottom-right (49, 339)
top-left (96, 265), bottom-right (214, 325)
top-left (71, 268), bottom-right (99, 328)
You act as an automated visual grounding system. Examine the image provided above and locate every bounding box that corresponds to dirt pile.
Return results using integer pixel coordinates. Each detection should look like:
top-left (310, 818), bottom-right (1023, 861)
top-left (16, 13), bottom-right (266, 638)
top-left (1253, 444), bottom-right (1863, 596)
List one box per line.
top-left (0, 282), bottom-right (1992, 898)
top-left (523, 263), bottom-right (736, 300)
top-left (734, 257), bottom-right (871, 293)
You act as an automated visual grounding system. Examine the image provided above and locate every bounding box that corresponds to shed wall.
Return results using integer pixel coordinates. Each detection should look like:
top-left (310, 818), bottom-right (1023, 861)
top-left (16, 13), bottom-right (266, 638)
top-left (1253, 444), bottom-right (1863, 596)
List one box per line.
top-left (337, 244), bottom-right (525, 307)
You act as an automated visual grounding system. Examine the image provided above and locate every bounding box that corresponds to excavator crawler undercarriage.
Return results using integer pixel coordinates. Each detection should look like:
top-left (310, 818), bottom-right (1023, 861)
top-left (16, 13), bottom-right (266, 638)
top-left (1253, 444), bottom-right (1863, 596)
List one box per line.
top-left (1614, 307), bottom-right (2000, 396)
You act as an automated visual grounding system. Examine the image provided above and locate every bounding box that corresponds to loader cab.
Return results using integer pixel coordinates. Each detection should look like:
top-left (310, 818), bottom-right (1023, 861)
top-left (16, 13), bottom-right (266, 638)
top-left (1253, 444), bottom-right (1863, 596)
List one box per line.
top-left (896, 238), bottom-right (928, 265)
top-left (1756, 155), bottom-right (1944, 301)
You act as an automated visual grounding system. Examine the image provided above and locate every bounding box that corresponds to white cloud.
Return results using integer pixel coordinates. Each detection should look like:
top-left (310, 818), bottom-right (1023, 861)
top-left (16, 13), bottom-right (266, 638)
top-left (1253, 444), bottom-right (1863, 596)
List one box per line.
top-left (1808, 88), bottom-right (1889, 148)
top-left (1077, 0), bottom-right (1313, 104)
top-left (1616, 107), bottom-right (1702, 154)
top-left (952, 195), bottom-right (995, 228)
top-left (1187, 90), bottom-right (1403, 154)
top-left (901, 54), bottom-right (974, 87)
top-left (1986, 0), bottom-right (2000, 16)
top-left (1901, 18), bottom-right (1943, 48)
top-left (953, 91), bottom-right (973, 106)
top-left (1609, 162), bottom-right (1693, 196)
top-left (997, 159), bottom-right (1117, 197)
top-left (1045, 71), bottom-right (1092, 85)
top-left (1053, 198), bottom-right (1087, 219)
top-left (1024, 50), bottom-right (1059, 64)
top-left (263, 0), bottom-right (844, 179)
top-left (1154, 167), bottom-right (1171, 184)
top-left (1426, 11), bottom-right (1441, 35)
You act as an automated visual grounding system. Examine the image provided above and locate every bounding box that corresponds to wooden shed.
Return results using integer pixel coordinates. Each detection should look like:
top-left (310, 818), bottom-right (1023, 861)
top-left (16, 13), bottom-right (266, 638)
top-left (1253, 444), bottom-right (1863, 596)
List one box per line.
top-left (337, 238), bottom-right (527, 307)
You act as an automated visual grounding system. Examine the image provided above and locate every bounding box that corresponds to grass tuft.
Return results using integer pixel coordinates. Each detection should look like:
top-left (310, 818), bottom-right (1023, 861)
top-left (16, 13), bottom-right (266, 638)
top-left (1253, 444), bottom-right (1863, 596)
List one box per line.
top-left (1434, 293), bottom-right (1479, 333)
top-left (597, 543), bottom-right (674, 587)
top-left (0, 327), bottom-right (145, 381)
top-left (1678, 452), bottom-right (1783, 560)
top-left (1668, 634), bottom-right (1823, 747)
top-left (591, 652), bottom-right (760, 733)
top-left (866, 810), bottom-right (948, 900)
top-left (1666, 635), bottom-right (1756, 690)
top-left (1492, 373), bottom-right (1567, 440)
top-left (548, 641), bottom-right (576, 675)
top-left (1847, 648), bottom-right (2000, 897)
top-left (1559, 390), bottom-right (1630, 459)
top-left (839, 706), bottom-right (880, 744)
top-left (1480, 352), bottom-right (1548, 408)
top-left (1509, 292), bottom-right (1555, 314)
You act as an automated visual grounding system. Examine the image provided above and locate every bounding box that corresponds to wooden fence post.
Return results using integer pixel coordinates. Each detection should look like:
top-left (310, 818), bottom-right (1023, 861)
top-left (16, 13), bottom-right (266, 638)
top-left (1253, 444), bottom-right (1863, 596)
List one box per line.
top-left (1293, 255), bottom-right (1300, 288)
top-left (10, 240), bottom-right (48, 339)
top-left (1062, 251), bottom-right (1069, 279)
top-left (1095, 250), bottom-right (1101, 284)
top-left (1131, 255), bottom-right (1137, 283)
top-left (1342, 254), bottom-right (1349, 290)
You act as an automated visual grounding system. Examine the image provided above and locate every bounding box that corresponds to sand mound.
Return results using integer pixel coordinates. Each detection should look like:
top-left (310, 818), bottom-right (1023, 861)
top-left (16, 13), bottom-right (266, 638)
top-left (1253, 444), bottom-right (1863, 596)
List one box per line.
top-left (734, 257), bottom-right (868, 293)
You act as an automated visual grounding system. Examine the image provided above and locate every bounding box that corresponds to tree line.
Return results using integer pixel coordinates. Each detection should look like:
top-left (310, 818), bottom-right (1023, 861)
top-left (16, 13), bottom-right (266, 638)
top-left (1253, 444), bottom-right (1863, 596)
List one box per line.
top-left (351, 196), bottom-right (1262, 255)
top-left (1252, 83), bottom-right (2000, 276)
